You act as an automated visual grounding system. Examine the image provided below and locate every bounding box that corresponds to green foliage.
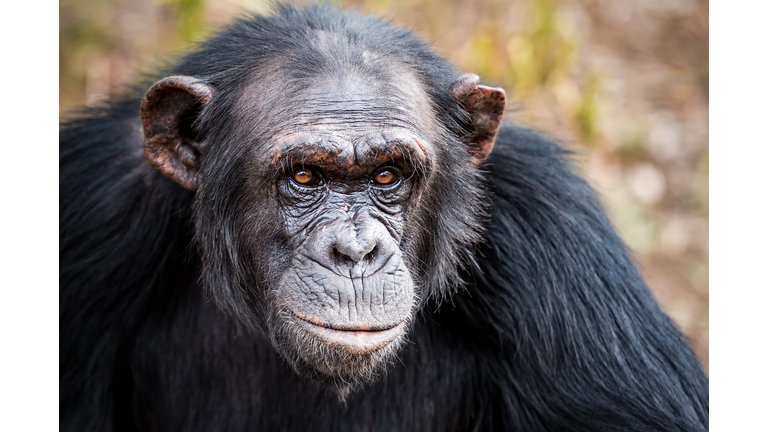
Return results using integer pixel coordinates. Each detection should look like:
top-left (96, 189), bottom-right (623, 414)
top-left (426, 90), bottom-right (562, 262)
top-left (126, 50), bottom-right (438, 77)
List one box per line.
top-left (509, 0), bottom-right (576, 93)
top-left (171, 0), bottom-right (207, 42)
top-left (573, 70), bottom-right (600, 145)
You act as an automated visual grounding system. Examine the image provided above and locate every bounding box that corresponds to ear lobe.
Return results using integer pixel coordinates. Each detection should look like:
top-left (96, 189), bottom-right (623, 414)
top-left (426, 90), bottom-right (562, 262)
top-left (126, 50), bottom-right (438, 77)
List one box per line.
top-left (141, 76), bottom-right (215, 190)
top-left (448, 74), bottom-right (506, 167)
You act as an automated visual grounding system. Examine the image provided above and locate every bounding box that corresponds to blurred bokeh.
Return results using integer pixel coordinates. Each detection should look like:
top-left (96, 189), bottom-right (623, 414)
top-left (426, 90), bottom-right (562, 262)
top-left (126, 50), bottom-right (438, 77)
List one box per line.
top-left (60, 0), bottom-right (709, 372)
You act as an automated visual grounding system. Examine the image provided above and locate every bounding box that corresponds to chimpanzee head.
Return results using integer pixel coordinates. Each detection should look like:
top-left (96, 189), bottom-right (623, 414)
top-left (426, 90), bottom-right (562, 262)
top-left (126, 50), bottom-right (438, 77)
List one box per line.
top-left (139, 7), bottom-right (504, 396)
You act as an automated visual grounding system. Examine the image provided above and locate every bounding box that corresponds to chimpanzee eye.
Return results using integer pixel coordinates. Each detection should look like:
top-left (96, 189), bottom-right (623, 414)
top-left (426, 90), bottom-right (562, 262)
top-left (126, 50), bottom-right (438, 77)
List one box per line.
top-left (292, 167), bottom-right (322, 186)
top-left (371, 167), bottom-right (399, 186)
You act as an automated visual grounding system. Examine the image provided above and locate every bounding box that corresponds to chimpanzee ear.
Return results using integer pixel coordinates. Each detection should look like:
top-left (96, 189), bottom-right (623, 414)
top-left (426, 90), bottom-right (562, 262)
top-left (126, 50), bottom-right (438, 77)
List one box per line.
top-left (448, 74), bottom-right (506, 167)
top-left (141, 76), bottom-right (215, 190)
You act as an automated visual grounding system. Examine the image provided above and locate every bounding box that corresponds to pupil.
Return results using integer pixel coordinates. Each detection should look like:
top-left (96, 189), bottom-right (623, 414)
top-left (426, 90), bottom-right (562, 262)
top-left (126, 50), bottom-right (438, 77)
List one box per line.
top-left (295, 169), bottom-right (313, 184)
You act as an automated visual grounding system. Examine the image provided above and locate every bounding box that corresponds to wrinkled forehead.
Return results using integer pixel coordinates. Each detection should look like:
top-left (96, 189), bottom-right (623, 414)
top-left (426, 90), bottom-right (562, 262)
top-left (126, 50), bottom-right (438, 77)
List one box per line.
top-left (235, 58), bottom-right (438, 170)
top-left (292, 70), bottom-right (428, 124)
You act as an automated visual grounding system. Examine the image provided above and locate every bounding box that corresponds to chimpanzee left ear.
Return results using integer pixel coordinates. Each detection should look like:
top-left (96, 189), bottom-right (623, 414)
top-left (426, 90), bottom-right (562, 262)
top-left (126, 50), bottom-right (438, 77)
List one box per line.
top-left (448, 74), bottom-right (506, 167)
top-left (141, 76), bottom-right (215, 190)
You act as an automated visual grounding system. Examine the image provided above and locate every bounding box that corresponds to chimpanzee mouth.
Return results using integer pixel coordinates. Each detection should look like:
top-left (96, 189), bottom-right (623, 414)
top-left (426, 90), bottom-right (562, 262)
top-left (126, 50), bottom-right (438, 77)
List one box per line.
top-left (292, 313), bottom-right (406, 355)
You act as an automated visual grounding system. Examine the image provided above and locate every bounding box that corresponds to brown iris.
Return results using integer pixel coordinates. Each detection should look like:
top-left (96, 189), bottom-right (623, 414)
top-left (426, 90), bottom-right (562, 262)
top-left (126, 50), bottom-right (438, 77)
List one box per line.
top-left (293, 168), bottom-right (321, 186)
top-left (372, 167), bottom-right (398, 185)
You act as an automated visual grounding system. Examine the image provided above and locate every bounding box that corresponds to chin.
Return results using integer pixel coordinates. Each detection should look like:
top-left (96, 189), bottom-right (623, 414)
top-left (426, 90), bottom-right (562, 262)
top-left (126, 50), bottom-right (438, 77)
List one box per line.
top-left (267, 306), bottom-right (411, 400)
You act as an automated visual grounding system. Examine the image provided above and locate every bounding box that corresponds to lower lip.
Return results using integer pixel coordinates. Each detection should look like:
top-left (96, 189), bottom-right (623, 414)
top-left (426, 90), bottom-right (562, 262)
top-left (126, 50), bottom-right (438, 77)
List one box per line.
top-left (293, 318), bottom-right (406, 355)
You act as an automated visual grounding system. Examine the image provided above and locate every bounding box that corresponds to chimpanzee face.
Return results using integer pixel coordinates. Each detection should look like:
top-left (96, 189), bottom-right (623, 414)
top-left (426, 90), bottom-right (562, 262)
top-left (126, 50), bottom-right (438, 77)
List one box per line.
top-left (274, 135), bottom-right (420, 340)
top-left (140, 65), bottom-right (503, 396)
top-left (254, 73), bottom-right (436, 388)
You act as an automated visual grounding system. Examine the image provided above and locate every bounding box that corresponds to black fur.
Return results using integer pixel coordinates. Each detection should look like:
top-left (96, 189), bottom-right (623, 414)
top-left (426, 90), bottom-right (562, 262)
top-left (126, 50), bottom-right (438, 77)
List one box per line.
top-left (60, 4), bottom-right (708, 431)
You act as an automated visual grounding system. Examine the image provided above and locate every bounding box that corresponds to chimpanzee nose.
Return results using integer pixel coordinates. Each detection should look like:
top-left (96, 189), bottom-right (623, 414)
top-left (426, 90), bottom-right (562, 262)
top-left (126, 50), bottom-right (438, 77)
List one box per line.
top-left (332, 236), bottom-right (378, 265)
top-left (304, 218), bottom-right (389, 271)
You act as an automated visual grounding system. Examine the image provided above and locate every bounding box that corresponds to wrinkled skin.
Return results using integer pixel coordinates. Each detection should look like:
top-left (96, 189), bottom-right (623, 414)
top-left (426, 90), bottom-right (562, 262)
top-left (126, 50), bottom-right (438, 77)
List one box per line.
top-left (277, 169), bottom-right (416, 333)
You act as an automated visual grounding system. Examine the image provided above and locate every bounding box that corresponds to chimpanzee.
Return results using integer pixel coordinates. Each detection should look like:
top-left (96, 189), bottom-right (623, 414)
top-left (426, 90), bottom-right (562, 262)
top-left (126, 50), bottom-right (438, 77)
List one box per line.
top-left (59, 4), bottom-right (708, 431)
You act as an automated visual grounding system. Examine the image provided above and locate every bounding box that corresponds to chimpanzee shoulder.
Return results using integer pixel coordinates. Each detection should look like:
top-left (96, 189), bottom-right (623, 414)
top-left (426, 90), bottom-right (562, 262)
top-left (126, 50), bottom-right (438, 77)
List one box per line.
top-left (438, 125), bottom-right (710, 430)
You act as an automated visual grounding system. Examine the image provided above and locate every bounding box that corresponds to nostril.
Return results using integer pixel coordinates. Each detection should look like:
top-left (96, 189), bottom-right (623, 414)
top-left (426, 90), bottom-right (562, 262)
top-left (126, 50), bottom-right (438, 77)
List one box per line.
top-left (364, 246), bottom-right (378, 262)
top-left (332, 247), bottom-right (345, 264)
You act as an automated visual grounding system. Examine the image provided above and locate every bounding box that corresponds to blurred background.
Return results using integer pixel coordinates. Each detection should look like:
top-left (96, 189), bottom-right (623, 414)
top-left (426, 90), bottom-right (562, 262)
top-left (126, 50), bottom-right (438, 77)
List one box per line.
top-left (59, 0), bottom-right (709, 372)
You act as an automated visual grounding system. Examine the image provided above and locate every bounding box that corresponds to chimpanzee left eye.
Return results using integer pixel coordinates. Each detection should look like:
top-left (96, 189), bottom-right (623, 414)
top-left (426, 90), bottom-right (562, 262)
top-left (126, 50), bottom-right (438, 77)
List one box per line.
top-left (371, 167), bottom-right (399, 186)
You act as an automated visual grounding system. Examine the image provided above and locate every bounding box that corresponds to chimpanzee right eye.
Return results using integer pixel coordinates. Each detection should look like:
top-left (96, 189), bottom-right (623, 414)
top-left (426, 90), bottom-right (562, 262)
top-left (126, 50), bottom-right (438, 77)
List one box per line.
top-left (292, 167), bottom-right (323, 186)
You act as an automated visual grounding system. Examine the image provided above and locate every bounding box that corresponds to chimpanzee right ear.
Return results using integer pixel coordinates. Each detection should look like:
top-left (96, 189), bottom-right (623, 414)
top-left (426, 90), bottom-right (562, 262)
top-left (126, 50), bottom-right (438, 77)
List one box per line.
top-left (141, 76), bottom-right (215, 190)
